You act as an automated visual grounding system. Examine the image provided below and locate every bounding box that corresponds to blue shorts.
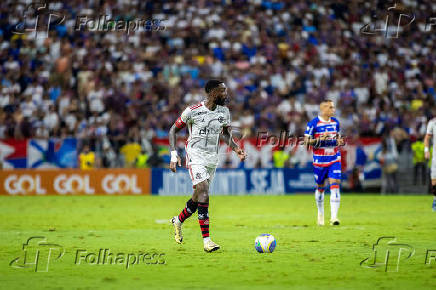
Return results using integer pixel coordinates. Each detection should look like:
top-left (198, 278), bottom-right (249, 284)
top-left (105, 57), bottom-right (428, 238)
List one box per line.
top-left (313, 161), bottom-right (342, 185)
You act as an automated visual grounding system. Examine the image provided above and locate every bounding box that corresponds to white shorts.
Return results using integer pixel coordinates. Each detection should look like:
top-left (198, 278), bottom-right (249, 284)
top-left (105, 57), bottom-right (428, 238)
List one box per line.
top-left (185, 148), bottom-right (218, 168)
top-left (187, 164), bottom-right (216, 186)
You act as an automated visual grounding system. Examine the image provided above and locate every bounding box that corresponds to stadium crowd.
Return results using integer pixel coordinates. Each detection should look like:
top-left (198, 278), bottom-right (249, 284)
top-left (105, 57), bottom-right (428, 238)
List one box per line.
top-left (0, 0), bottom-right (435, 169)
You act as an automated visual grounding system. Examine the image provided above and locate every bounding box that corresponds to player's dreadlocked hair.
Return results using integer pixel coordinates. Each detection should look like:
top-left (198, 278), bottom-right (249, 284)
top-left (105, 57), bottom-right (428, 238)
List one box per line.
top-left (205, 80), bottom-right (224, 94)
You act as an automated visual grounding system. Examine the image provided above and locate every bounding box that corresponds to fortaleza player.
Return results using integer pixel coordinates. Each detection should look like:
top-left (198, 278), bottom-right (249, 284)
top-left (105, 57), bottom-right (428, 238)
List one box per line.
top-left (424, 116), bottom-right (436, 211)
top-left (304, 99), bottom-right (345, 226)
top-left (168, 80), bottom-right (246, 252)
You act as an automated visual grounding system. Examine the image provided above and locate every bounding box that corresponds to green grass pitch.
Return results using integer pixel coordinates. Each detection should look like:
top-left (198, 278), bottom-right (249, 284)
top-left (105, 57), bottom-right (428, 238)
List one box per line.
top-left (0, 195), bottom-right (435, 289)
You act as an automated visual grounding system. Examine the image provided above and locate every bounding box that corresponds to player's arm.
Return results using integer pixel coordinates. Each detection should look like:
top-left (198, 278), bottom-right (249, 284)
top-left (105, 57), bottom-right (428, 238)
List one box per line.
top-left (169, 115), bottom-right (187, 172)
top-left (424, 133), bottom-right (431, 160)
top-left (335, 120), bottom-right (344, 146)
top-left (221, 125), bottom-right (246, 161)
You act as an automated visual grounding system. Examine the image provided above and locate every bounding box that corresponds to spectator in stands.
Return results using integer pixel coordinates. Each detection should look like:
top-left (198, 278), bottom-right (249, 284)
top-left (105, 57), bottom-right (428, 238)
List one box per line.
top-left (78, 144), bottom-right (96, 170)
top-left (411, 135), bottom-right (427, 186)
top-left (147, 145), bottom-right (164, 168)
top-left (135, 149), bottom-right (149, 169)
top-left (101, 142), bottom-right (118, 168)
top-left (379, 140), bottom-right (399, 194)
top-left (120, 139), bottom-right (142, 168)
top-left (350, 138), bottom-right (367, 192)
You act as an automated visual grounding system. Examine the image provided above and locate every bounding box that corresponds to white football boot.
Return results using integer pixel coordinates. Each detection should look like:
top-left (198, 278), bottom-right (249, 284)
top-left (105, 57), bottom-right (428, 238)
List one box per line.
top-left (171, 216), bottom-right (183, 244)
top-left (203, 239), bottom-right (220, 252)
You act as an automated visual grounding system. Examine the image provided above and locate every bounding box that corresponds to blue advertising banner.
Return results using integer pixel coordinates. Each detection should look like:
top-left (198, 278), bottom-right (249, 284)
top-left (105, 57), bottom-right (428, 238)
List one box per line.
top-left (28, 138), bottom-right (77, 168)
top-left (1, 138), bottom-right (77, 168)
top-left (151, 168), bottom-right (317, 195)
top-left (50, 138), bottom-right (78, 168)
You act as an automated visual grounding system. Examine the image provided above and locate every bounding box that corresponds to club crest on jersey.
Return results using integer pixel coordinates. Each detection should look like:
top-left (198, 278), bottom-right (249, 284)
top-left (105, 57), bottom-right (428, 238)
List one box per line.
top-left (196, 173), bottom-right (202, 179)
top-left (218, 116), bottom-right (225, 123)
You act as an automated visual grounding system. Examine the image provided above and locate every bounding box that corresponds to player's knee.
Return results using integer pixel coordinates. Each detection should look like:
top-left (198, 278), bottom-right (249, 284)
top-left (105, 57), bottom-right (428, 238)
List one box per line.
top-left (195, 181), bottom-right (209, 200)
top-left (199, 182), bottom-right (209, 194)
top-left (329, 179), bottom-right (341, 185)
top-left (315, 186), bottom-right (325, 200)
top-left (315, 191), bottom-right (324, 203)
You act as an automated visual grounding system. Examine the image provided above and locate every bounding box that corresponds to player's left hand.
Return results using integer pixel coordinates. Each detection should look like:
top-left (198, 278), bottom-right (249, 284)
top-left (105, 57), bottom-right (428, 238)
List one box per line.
top-left (235, 147), bottom-right (247, 161)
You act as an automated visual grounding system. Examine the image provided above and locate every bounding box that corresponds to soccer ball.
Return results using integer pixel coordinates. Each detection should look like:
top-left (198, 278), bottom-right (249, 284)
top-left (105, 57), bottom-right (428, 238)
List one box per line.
top-left (254, 234), bottom-right (276, 253)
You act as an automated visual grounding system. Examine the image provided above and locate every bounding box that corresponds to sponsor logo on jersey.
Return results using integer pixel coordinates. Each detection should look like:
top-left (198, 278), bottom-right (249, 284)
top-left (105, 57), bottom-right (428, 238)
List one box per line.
top-left (193, 111), bottom-right (207, 117)
top-left (199, 127), bottom-right (222, 135)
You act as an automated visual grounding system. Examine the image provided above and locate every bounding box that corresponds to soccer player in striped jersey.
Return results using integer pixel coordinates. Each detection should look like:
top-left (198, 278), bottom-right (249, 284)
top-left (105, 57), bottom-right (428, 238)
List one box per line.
top-left (168, 80), bottom-right (246, 252)
top-left (304, 99), bottom-right (345, 226)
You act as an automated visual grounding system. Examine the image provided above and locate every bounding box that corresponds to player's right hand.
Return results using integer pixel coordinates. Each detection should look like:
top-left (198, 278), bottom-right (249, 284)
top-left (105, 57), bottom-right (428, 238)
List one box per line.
top-left (425, 151), bottom-right (430, 160)
top-left (170, 156), bottom-right (182, 172)
top-left (337, 136), bottom-right (345, 146)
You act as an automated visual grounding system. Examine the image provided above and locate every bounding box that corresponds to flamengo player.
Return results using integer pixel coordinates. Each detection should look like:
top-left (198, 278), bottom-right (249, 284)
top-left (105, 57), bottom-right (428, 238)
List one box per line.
top-left (424, 117), bottom-right (436, 211)
top-left (168, 80), bottom-right (246, 252)
top-left (304, 99), bottom-right (345, 226)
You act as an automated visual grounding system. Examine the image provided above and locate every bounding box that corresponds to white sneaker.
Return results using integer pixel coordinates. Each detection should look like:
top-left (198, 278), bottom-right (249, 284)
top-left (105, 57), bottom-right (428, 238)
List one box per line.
top-left (171, 216), bottom-right (183, 244)
top-left (317, 212), bottom-right (324, 226)
top-left (203, 239), bottom-right (220, 252)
